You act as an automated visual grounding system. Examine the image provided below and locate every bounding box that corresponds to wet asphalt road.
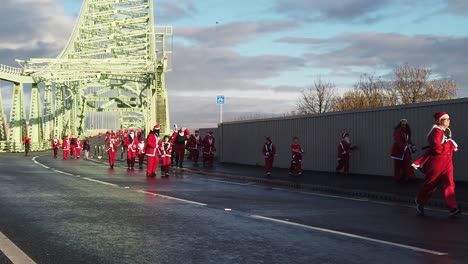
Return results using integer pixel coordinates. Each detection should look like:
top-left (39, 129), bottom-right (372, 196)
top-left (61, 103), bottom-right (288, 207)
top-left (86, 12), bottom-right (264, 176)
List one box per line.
top-left (0, 153), bottom-right (466, 264)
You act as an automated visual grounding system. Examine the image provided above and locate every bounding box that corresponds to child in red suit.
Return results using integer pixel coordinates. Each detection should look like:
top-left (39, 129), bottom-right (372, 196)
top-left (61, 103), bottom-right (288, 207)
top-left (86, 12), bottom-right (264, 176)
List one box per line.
top-left (289, 137), bottom-right (304, 177)
top-left (160, 135), bottom-right (173, 177)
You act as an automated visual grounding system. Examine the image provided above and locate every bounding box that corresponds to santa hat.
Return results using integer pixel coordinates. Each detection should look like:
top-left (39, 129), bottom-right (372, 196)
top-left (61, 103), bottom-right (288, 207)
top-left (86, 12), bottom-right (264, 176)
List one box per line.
top-left (195, 130), bottom-right (199, 134)
top-left (434, 112), bottom-right (449, 122)
top-left (208, 131), bottom-right (213, 135)
top-left (153, 124), bottom-right (160, 130)
top-left (341, 132), bottom-right (349, 139)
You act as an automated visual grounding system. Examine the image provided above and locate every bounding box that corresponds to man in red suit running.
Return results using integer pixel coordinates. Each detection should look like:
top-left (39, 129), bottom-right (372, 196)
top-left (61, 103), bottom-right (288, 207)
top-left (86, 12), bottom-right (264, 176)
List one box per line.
top-left (262, 137), bottom-right (276, 177)
top-left (414, 112), bottom-right (462, 216)
top-left (146, 124), bottom-right (161, 177)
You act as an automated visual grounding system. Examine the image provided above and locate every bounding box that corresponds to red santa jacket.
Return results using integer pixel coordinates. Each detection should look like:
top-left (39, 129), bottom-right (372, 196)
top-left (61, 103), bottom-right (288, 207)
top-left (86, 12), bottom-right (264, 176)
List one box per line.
top-left (262, 143), bottom-right (276, 158)
top-left (203, 135), bottom-right (216, 154)
top-left (51, 138), bottom-right (61, 148)
top-left (412, 125), bottom-right (458, 172)
top-left (291, 143), bottom-right (303, 158)
top-left (337, 139), bottom-right (354, 160)
top-left (391, 126), bottom-right (413, 160)
top-left (145, 133), bottom-right (161, 157)
top-left (137, 140), bottom-right (146, 155)
top-left (107, 138), bottom-right (118, 153)
top-left (187, 134), bottom-right (202, 149)
top-left (62, 137), bottom-right (70, 150)
top-left (159, 142), bottom-right (173, 158)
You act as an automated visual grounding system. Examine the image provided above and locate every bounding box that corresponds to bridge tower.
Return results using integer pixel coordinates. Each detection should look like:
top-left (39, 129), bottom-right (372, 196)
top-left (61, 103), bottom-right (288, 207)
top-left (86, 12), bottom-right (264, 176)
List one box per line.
top-left (0, 0), bottom-right (173, 152)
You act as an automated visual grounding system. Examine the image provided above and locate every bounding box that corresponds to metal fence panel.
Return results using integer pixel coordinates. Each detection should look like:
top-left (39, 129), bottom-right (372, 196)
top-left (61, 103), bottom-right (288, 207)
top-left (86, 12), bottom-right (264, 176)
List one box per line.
top-left (218, 98), bottom-right (468, 181)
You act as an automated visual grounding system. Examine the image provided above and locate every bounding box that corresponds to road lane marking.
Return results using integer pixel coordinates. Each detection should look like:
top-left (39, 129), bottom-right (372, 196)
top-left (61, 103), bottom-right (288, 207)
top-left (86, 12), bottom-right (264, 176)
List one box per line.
top-left (251, 215), bottom-right (448, 256)
top-left (136, 190), bottom-right (207, 206)
top-left (0, 232), bottom-right (36, 264)
top-left (82, 177), bottom-right (119, 187)
top-left (194, 178), bottom-right (254, 186)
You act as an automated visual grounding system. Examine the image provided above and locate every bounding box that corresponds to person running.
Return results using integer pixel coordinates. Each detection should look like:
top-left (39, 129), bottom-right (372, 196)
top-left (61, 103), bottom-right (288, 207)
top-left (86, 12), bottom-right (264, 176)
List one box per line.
top-left (391, 119), bottom-right (416, 182)
top-left (51, 135), bottom-right (60, 158)
top-left (145, 124), bottom-right (161, 177)
top-left (336, 132), bottom-right (357, 175)
top-left (23, 136), bottom-right (31, 156)
top-left (160, 135), bottom-right (173, 177)
top-left (413, 112), bottom-right (462, 217)
top-left (289, 136), bottom-right (304, 177)
top-left (262, 137), bottom-right (276, 177)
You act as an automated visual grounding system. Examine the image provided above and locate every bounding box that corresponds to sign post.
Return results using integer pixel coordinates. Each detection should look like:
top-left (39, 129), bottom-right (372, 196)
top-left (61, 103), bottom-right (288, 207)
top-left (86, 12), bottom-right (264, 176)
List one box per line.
top-left (216, 95), bottom-right (225, 123)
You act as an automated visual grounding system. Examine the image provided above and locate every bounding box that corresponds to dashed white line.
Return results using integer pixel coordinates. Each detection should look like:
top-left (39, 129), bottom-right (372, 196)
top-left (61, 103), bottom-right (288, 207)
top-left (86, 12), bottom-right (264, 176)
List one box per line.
top-left (82, 177), bottom-right (119, 187)
top-left (136, 190), bottom-right (207, 206)
top-left (0, 231), bottom-right (36, 264)
top-left (250, 215), bottom-right (448, 256)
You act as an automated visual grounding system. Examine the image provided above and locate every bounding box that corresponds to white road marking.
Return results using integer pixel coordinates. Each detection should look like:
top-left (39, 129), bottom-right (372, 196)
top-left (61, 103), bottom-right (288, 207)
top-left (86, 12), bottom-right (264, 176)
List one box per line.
top-left (251, 215), bottom-right (448, 256)
top-left (196, 178), bottom-right (254, 186)
top-left (82, 177), bottom-right (119, 187)
top-left (0, 231), bottom-right (37, 264)
top-left (136, 190), bottom-right (207, 206)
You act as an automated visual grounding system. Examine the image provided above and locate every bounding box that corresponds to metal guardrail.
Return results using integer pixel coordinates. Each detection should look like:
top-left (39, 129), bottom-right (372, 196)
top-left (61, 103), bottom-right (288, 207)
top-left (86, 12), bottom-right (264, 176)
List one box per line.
top-left (0, 64), bottom-right (23, 75)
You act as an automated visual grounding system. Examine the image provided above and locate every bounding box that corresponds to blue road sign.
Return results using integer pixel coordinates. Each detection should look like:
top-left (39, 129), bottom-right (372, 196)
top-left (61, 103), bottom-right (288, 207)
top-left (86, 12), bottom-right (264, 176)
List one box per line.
top-left (217, 95), bottom-right (225, 105)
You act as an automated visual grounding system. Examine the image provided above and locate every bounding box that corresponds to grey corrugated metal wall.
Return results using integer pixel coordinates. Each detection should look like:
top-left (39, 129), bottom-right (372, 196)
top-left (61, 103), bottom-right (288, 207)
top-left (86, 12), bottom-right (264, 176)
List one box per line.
top-left (217, 98), bottom-right (468, 181)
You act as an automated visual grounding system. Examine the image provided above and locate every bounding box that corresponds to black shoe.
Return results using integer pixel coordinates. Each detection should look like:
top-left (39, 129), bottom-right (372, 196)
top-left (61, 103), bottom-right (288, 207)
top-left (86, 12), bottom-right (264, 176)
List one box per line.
top-left (139, 166), bottom-right (143, 169)
top-left (415, 198), bottom-right (424, 216)
top-left (266, 173), bottom-right (271, 178)
top-left (298, 172), bottom-right (303, 177)
top-left (110, 165), bottom-right (114, 169)
top-left (165, 173), bottom-right (169, 177)
top-left (179, 164), bottom-right (183, 168)
top-left (450, 208), bottom-right (462, 216)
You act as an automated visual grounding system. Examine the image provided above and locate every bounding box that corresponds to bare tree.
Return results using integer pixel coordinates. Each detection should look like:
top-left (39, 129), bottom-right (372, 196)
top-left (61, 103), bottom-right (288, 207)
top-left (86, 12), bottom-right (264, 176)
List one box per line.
top-left (390, 63), bottom-right (457, 104)
top-left (333, 74), bottom-right (388, 111)
top-left (297, 79), bottom-right (337, 114)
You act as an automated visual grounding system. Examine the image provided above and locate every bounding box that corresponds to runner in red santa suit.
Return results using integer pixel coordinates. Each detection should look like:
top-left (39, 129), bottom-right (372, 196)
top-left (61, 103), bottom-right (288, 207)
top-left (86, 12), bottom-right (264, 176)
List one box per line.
top-left (24, 136), bottom-right (31, 156)
top-left (289, 136), bottom-right (304, 177)
top-left (187, 130), bottom-right (202, 164)
top-left (202, 131), bottom-right (216, 167)
top-left (70, 135), bottom-right (78, 158)
top-left (75, 137), bottom-right (82, 159)
top-left (159, 135), bottom-right (173, 177)
top-left (391, 119), bottom-right (416, 182)
top-left (414, 112), bottom-right (462, 216)
top-left (107, 134), bottom-right (118, 169)
top-left (262, 137), bottom-right (276, 177)
top-left (51, 135), bottom-right (61, 158)
top-left (137, 137), bottom-right (146, 169)
top-left (171, 127), bottom-right (190, 168)
top-left (124, 130), bottom-right (138, 169)
top-left (62, 136), bottom-right (70, 160)
top-left (336, 132), bottom-right (357, 175)
top-left (146, 124), bottom-right (161, 177)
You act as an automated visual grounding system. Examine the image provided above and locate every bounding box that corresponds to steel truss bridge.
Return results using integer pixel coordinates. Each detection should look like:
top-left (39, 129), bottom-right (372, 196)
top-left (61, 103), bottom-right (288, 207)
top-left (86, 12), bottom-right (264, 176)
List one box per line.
top-left (0, 0), bottom-right (172, 152)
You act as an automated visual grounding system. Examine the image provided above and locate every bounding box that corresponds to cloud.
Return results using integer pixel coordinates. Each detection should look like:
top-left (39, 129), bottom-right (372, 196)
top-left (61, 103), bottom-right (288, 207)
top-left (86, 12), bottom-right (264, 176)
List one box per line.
top-left (444, 0), bottom-right (468, 16)
top-left (274, 0), bottom-right (392, 23)
top-left (279, 32), bottom-right (468, 95)
top-left (177, 20), bottom-right (299, 47)
top-left (155, 0), bottom-right (196, 22)
top-left (0, 0), bottom-right (75, 65)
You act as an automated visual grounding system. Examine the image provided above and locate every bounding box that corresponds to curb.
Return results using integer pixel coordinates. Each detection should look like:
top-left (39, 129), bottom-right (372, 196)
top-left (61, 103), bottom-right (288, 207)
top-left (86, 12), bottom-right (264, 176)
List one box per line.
top-left (172, 167), bottom-right (467, 210)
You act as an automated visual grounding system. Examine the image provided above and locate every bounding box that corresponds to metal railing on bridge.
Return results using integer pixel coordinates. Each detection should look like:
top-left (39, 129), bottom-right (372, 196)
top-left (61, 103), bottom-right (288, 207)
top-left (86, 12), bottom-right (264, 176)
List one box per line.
top-left (0, 64), bottom-right (23, 75)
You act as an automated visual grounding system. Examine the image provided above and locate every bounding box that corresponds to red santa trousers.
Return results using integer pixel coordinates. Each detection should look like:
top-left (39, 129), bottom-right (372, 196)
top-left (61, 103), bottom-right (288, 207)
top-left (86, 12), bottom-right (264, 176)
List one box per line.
top-left (416, 160), bottom-right (458, 209)
top-left (290, 154), bottom-right (303, 174)
top-left (63, 149), bottom-right (69, 160)
top-left (174, 145), bottom-right (186, 165)
top-left (265, 156), bottom-right (274, 173)
top-left (161, 157), bottom-right (171, 174)
top-left (53, 148), bottom-right (59, 157)
top-left (336, 155), bottom-right (350, 173)
top-left (146, 155), bottom-right (159, 175)
top-left (393, 152), bottom-right (415, 181)
top-left (108, 151), bottom-right (116, 166)
top-left (190, 148), bottom-right (200, 163)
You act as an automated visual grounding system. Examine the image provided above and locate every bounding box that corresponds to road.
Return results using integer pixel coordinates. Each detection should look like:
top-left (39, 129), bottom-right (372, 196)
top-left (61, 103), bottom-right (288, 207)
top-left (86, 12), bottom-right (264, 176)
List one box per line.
top-left (0, 153), bottom-right (466, 264)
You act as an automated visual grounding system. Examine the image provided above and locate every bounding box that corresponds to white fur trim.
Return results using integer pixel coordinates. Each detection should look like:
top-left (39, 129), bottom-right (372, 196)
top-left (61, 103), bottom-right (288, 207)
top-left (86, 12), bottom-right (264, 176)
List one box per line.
top-left (438, 114), bottom-right (449, 121)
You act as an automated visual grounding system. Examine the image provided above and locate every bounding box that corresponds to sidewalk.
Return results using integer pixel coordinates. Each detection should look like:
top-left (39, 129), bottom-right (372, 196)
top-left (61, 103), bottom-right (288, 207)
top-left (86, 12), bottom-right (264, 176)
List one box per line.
top-left (171, 160), bottom-right (468, 210)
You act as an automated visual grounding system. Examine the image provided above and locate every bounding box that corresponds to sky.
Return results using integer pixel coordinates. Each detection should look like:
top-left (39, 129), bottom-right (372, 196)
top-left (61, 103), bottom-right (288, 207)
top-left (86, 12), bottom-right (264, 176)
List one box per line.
top-left (1, 0), bottom-right (467, 129)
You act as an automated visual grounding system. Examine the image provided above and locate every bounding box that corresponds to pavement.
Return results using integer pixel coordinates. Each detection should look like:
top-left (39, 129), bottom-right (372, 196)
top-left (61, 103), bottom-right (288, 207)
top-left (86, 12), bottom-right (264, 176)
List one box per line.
top-left (167, 159), bottom-right (468, 210)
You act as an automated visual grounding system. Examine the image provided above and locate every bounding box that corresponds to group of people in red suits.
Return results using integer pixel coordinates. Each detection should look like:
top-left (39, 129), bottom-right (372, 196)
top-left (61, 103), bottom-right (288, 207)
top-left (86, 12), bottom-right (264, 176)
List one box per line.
top-left (103, 124), bottom-right (217, 177)
top-left (50, 134), bottom-right (89, 160)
